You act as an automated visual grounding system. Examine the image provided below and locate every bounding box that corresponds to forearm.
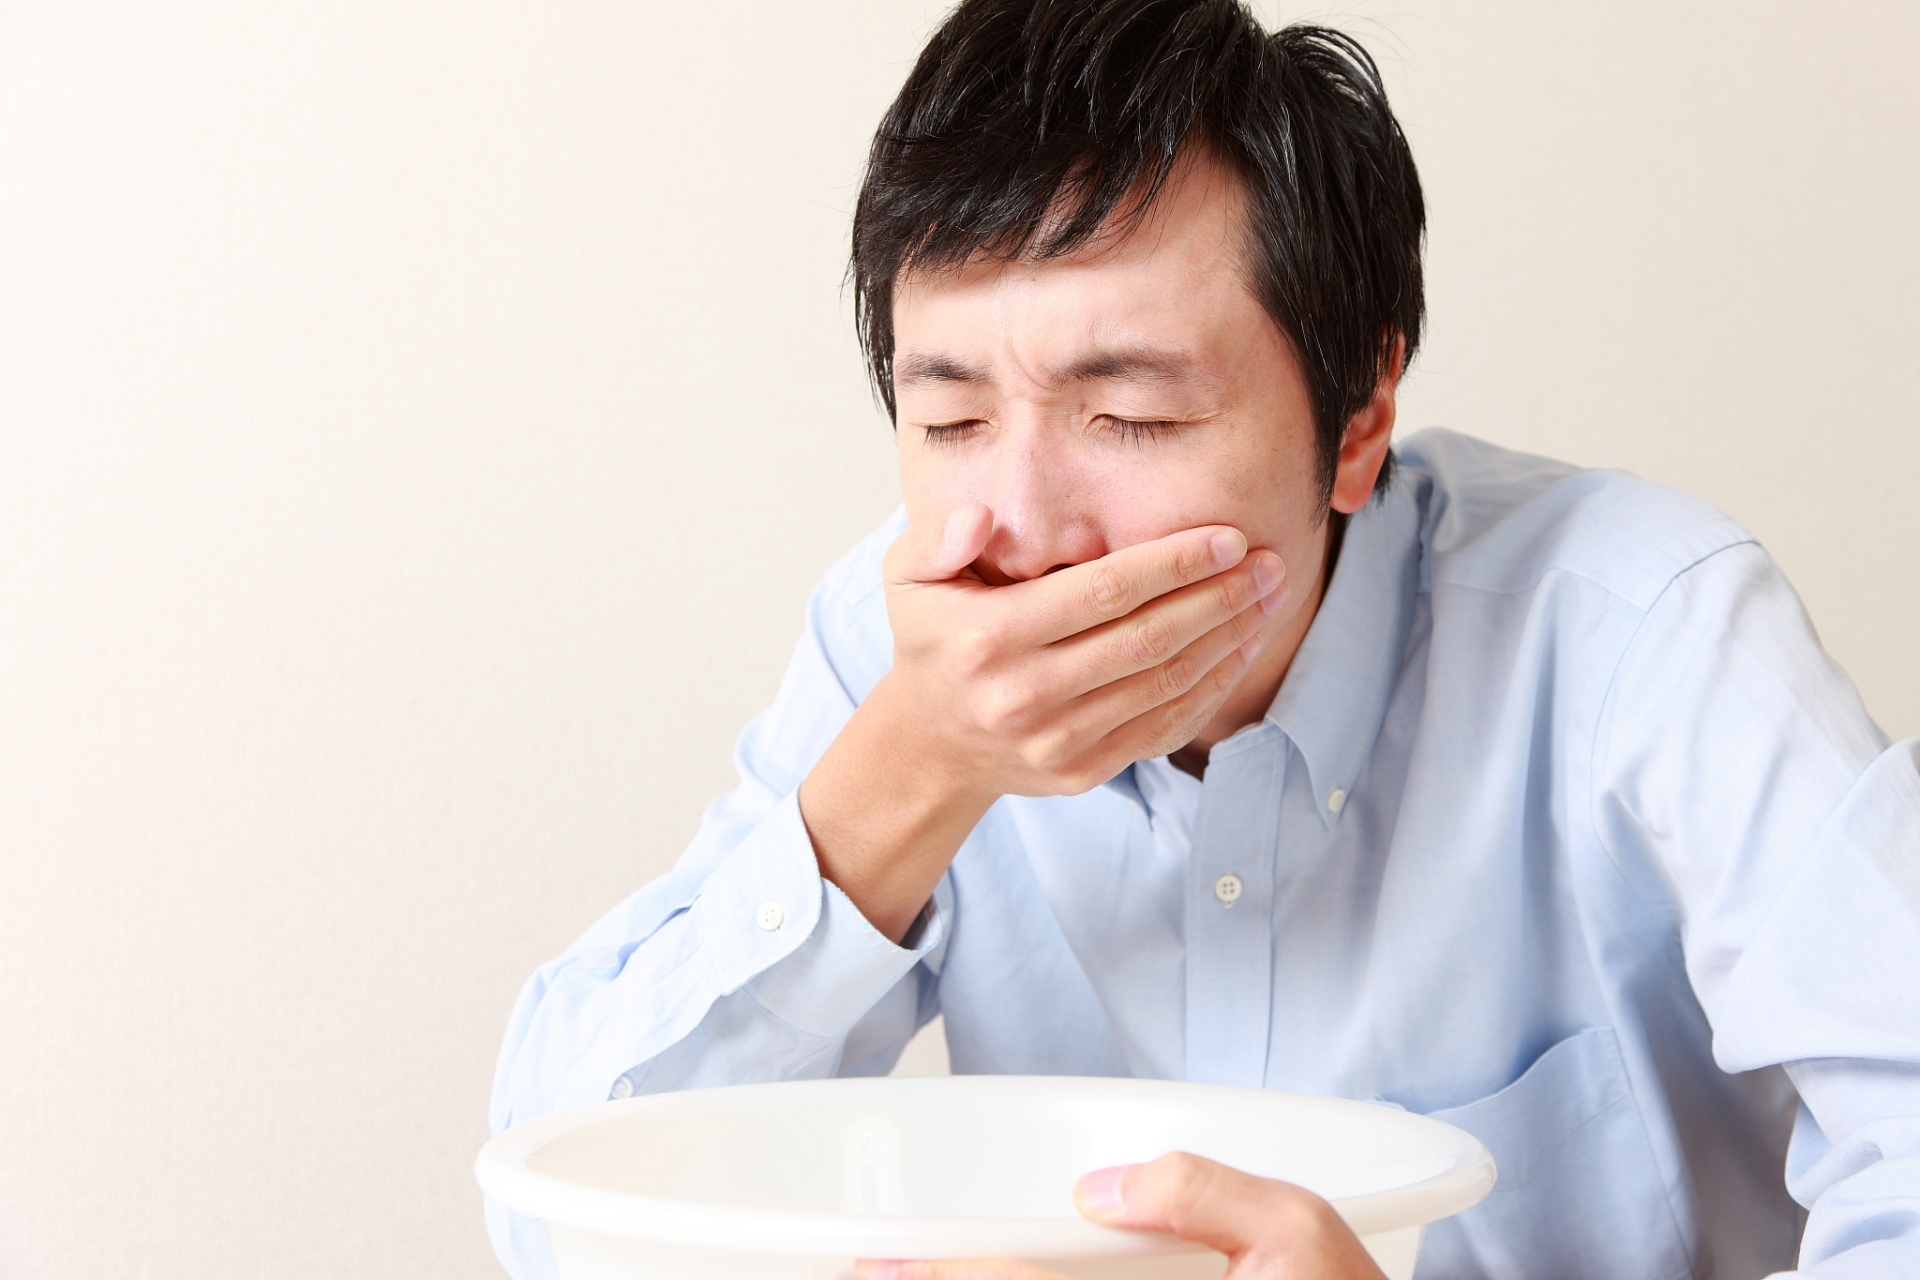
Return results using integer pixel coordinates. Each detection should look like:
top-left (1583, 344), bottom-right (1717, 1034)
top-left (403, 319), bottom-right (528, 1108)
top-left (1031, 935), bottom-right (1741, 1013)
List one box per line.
top-left (799, 670), bottom-right (997, 943)
top-left (492, 791), bottom-right (952, 1125)
top-left (487, 830), bottom-right (945, 1280)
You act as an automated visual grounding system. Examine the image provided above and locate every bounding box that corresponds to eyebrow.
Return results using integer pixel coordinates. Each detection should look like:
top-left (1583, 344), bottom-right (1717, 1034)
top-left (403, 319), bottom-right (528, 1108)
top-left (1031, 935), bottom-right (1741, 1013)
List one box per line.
top-left (895, 353), bottom-right (986, 386)
top-left (1056, 347), bottom-right (1206, 386)
top-left (894, 346), bottom-right (1211, 390)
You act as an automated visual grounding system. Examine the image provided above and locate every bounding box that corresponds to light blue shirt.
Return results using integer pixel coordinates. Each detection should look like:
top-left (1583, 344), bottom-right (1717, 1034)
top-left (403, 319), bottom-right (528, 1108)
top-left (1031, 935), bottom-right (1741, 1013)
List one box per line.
top-left (489, 430), bottom-right (1920, 1280)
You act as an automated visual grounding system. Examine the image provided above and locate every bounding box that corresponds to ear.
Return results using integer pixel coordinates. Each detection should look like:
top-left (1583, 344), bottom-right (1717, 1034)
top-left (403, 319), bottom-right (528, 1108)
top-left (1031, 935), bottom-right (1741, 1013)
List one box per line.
top-left (1329, 334), bottom-right (1404, 515)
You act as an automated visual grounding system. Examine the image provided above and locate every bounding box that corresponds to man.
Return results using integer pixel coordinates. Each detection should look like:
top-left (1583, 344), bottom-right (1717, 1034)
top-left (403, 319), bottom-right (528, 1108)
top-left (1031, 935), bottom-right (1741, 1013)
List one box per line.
top-left (488, 2), bottom-right (1920, 1277)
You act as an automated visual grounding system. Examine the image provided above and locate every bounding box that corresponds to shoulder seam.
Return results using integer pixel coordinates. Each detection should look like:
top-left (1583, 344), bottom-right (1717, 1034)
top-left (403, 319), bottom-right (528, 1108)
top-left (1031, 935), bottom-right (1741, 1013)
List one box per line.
top-left (1428, 519), bottom-right (1755, 607)
top-left (1583, 538), bottom-right (1768, 935)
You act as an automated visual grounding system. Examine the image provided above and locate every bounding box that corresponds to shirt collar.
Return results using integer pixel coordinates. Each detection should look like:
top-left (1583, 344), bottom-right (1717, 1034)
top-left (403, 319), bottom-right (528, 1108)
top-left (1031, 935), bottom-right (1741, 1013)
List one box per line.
top-left (1262, 470), bottom-right (1426, 829)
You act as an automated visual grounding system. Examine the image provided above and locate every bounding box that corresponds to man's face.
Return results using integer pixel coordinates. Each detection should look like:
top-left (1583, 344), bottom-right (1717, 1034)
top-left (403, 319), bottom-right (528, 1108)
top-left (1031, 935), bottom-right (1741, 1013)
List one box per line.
top-left (891, 156), bottom-right (1333, 629)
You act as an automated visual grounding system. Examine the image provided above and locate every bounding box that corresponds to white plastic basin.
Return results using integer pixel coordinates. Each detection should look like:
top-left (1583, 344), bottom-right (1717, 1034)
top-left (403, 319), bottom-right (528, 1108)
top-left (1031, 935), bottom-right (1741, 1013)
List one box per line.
top-left (478, 1075), bottom-right (1495, 1280)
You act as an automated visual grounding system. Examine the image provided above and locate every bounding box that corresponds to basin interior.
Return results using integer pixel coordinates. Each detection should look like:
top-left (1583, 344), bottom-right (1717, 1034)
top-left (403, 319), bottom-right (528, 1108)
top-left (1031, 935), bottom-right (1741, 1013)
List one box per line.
top-left (525, 1079), bottom-right (1457, 1221)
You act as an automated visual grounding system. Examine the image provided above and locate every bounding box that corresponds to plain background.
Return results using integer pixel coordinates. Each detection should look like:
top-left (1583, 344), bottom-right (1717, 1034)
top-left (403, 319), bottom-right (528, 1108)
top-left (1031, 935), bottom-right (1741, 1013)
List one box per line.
top-left (2, 1), bottom-right (1915, 1276)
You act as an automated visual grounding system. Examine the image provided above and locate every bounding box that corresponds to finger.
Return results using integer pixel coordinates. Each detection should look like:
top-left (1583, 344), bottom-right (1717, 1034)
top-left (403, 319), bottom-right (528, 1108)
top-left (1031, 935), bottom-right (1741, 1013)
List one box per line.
top-left (1059, 573), bottom-right (1286, 737)
top-left (1052, 550), bottom-right (1286, 699)
top-left (1009, 525), bottom-right (1248, 645)
top-left (887, 503), bottom-right (995, 586)
top-left (1077, 617), bottom-right (1270, 774)
top-left (854, 1259), bottom-right (1066, 1280)
top-left (1076, 1154), bottom-right (1310, 1253)
top-left (1015, 628), bottom-right (1251, 793)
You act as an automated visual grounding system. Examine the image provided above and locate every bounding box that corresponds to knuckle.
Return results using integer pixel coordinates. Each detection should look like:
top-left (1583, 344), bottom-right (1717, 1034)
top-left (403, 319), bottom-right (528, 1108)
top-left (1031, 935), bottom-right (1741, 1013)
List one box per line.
top-left (1126, 615), bottom-right (1175, 666)
top-left (1171, 540), bottom-right (1206, 581)
top-left (1006, 680), bottom-right (1042, 722)
top-left (1152, 1151), bottom-right (1213, 1205)
top-left (1279, 1191), bottom-right (1337, 1245)
top-left (1020, 729), bottom-right (1073, 776)
top-left (954, 623), bottom-right (999, 671)
top-left (1086, 563), bottom-right (1131, 616)
top-left (972, 694), bottom-right (1009, 736)
top-left (1050, 759), bottom-right (1103, 795)
top-left (1154, 649), bottom-right (1199, 701)
top-left (989, 680), bottom-right (1041, 731)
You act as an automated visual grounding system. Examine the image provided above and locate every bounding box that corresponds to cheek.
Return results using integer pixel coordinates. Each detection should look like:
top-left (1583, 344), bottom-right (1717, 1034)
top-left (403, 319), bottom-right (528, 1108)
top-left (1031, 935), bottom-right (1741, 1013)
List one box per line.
top-left (896, 422), bottom-right (1321, 562)
top-left (1213, 445), bottom-right (1319, 553)
top-left (1106, 434), bottom-right (1315, 555)
top-left (897, 441), bottom-right (979, 528)
top-left (1090, 465), bottom-right (1220, 547)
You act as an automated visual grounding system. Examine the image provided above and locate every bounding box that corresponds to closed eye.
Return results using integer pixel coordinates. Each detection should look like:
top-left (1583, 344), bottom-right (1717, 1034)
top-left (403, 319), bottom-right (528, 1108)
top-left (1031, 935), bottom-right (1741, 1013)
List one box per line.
top-left (1100, 416), bottom-right (1179, 446)
top-left (920, 420), bottom-right (984, 448)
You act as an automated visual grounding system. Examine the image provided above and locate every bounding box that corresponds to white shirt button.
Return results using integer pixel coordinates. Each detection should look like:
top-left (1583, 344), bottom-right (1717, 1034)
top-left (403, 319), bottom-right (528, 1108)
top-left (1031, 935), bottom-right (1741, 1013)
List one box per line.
top-left (1328, 787), bottom-right (1348, 813)
top-left (609, 1074), bottom-right (634, 1100)
top-left (1213, 873), bottom-right (1242, 905)
top-left (756, 901), bottom-right (785, 931)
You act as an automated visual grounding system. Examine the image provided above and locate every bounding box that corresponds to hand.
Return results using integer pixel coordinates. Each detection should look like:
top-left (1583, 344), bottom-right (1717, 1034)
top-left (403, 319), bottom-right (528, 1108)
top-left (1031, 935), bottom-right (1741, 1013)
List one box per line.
top-left (854, 1151), bottom-right (1390, 1280)
top-left (800, 503), bottom-right (1289, 940)
top-left (883, 502), bottom-right (1288, 800)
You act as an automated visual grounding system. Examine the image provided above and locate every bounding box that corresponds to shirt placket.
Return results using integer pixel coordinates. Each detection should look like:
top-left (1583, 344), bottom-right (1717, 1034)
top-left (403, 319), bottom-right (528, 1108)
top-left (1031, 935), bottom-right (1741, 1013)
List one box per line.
top-left (1183, 726), bottom-right (1285, 1087)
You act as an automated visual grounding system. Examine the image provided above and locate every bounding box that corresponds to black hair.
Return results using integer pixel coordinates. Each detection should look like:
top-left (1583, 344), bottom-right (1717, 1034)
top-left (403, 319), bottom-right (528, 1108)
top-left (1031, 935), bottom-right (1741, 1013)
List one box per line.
top-left (850, 0), bottom-right (1424, 504)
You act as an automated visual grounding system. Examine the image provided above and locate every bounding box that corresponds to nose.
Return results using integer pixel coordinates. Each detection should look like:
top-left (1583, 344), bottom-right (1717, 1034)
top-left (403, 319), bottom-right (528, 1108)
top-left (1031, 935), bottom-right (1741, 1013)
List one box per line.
top-left (972, 428), bottom-right (1108, 584)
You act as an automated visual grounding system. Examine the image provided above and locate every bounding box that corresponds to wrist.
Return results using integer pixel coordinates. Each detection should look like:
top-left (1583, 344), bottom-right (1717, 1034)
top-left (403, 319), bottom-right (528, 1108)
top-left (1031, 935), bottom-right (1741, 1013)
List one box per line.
top-left (799, 671), bottom-right (997, 943)
top-left (860, 670), bottom-right (998, 810)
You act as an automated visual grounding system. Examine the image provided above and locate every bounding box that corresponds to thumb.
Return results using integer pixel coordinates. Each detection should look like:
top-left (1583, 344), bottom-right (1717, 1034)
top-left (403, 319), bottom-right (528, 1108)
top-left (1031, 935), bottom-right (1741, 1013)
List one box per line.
top-left (892, 502), bottom-right (993, 584)
top-left (1073, 1153), bottom-right (1320, 1259)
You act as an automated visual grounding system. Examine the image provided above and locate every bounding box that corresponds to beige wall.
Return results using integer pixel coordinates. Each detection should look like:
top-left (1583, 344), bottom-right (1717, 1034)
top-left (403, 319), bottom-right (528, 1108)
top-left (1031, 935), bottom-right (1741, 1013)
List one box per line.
top-left (2, 2), bottom-right (1913, 1277)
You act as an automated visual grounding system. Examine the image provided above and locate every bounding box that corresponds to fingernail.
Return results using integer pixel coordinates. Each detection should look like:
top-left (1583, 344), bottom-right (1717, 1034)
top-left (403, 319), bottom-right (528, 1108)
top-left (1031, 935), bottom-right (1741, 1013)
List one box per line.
top-left (1074, 1166), bottom-right (1129, 1221)
top-left (942, 510), bottom-right (966, 555)
top-left (1239, 631), bottom-right (1264, 663)
top-left (1209, 530), bottom-right (1246, 568)
top-left (1253, 552), bottom-right (1285, 595)
top-left (1260, 581), bottom-right (1291, 617)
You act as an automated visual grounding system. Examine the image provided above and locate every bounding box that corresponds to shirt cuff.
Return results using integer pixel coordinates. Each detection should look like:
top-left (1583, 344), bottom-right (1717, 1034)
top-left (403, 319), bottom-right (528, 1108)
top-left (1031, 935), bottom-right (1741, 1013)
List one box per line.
top-left (691, 791), bottom-right (946, 1040)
